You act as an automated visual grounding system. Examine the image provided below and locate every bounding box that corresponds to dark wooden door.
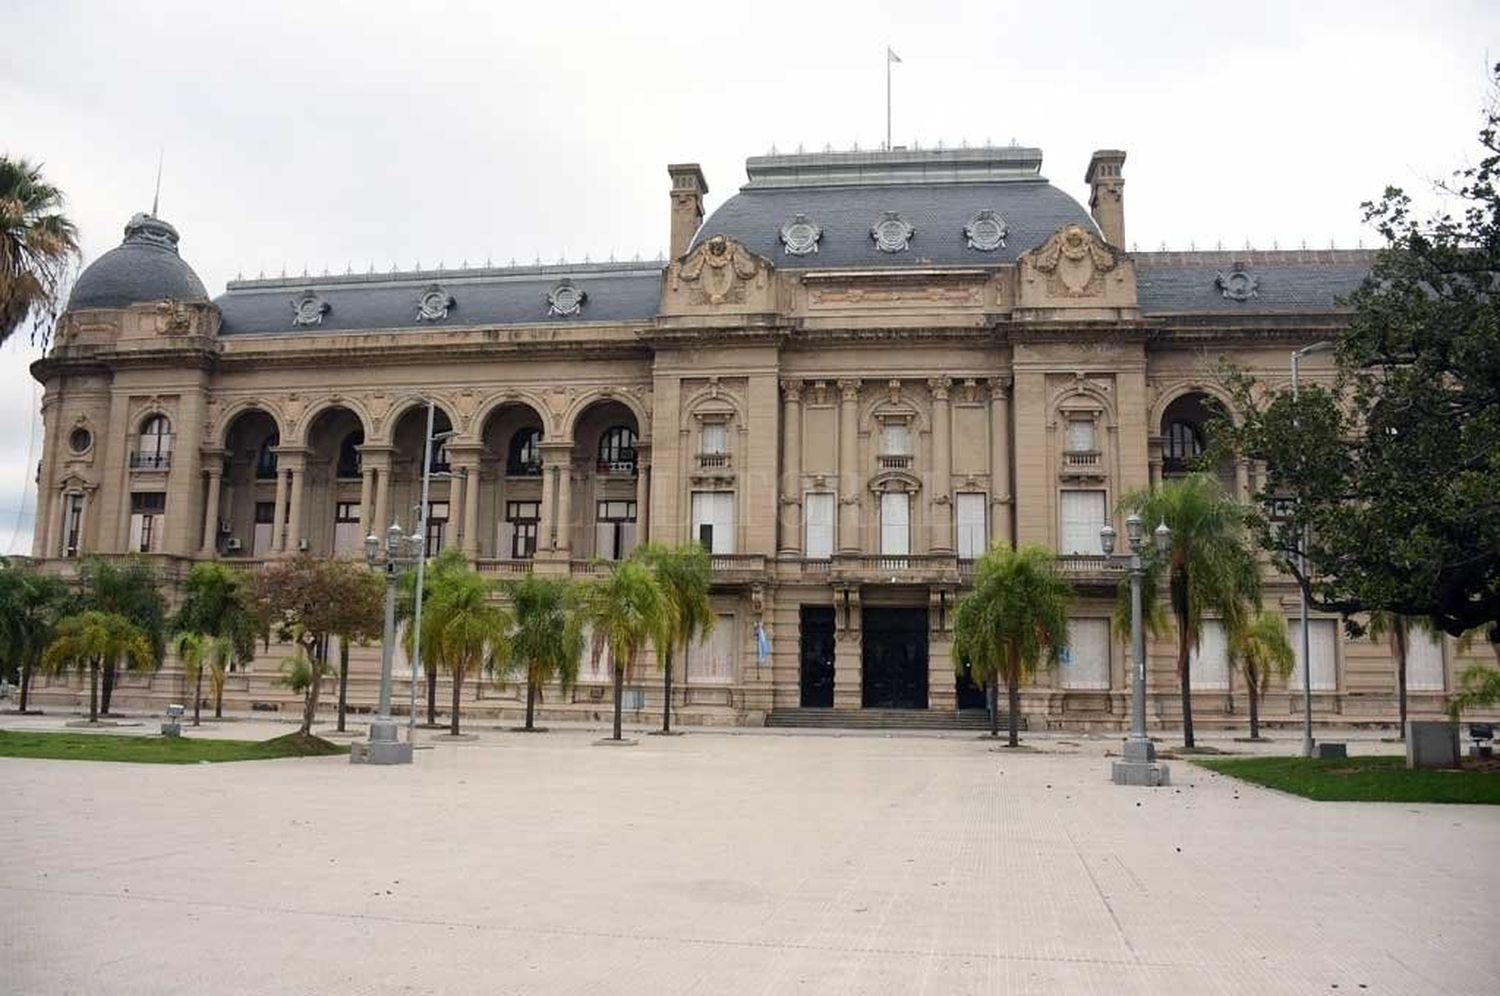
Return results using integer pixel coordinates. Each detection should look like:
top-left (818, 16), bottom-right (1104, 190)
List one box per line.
top-left (799, 606), bottom-right (836, 707)
top-left (861, 608), bottom-right (929, 709)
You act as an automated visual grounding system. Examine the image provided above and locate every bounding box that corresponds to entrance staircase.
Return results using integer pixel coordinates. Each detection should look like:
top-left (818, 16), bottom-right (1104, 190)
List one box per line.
top-left (765, 708), bottom-right (1024, 732)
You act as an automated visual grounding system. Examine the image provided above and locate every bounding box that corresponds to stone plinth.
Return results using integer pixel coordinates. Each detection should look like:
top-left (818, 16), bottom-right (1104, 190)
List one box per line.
top-left (1406, 721), bottom-right (1459, 769)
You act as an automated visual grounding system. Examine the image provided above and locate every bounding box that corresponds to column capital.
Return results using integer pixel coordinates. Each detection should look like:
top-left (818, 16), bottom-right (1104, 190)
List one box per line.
top-left (836, 378), bottom-right (861, 401)
top-left (928, 376), bottom-right (953, 400)
top-left (780, 378), bottom-right (804, 402)
top-left (989, 374), bottom-right (1013, 400)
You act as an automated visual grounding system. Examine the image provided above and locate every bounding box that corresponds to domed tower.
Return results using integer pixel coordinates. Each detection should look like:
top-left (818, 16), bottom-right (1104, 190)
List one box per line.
top-left (32, 213), bottom-right (220, 561)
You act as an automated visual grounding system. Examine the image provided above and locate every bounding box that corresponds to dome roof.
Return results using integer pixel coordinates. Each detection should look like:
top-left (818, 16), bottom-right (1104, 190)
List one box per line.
top-left (692, 146), bottom-right (1097, 269)
top-left (67, 213), bottom-right (209, 310)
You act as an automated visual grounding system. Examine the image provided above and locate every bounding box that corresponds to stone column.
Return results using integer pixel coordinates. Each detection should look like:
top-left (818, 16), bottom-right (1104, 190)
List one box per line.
top-left (539, 442), bottom-right (573, 555)
top-left (461, 463), bottom-right (481, 557)
top-left (32, 400), bottom-right (58, 558)
top-left (283, 453), bottom-right (306, 554)
top-left (200, 461), bottom-right (223, 556)
top-left (635, 444), bottom-right (652, 545)
top-left (778, 379), bottom-right (803, 557)
top-left (269, 460), bottom-right (290, 553)
top-left (833, 585), bottom-right (862, 709)
top-left (44, 488), bottom-right (63, 559)
top-left (165, 385), bottom-right (208, 556)
top-left (836, 379), bottom-right (861, 554)
top-left (556, 457), bottom-right (573, 556)
top-left (1235, 458), bottom-right (1251, 502)
top-left (928, 376), bottom-right (953, 554)
top-left (989, 377), bottom-right (1014, 548)
top-left (927, 587), bottom-right (957, 712)
top-left (357, 467), bottom-right (374, 537)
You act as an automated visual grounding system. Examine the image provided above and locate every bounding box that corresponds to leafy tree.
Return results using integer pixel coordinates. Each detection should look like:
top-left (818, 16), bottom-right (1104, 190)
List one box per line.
top-left (0, 156), bottom-right (79, 347)
top-left (635, 543), bottom-right (714, 734)
top-left (397, 548), bottom-right (468, 726)
top-left (1119, 474), bottom-right (1260, 748)
top-left (41, 611), bottom-right (154, 723)
top-left (1367, 611), bottom-right (1438, 739)
top-left (0, 559), bottom-right (72, 713)
top-left (1230, 609), bottom-right (1295, 740)
top-left (172, 562), bottom-right (260, 719)
top-left (79, 555), bottom-right (166, 715)
top-left (171, 631), bottom-right (231, 727)
top-left (421, 566), bottom-right (512, 736)
top-left (1450, 663), bottom-right (1500, 720)
top-left (1219, 69), bottom-right (1500, 641)
top-left (952, 545), bottom-right (1072, 747)
top-left (575, 558), bottom-right (674, 742)
top-left (504, 574), bottom-right (584, 731)
top-left (257, 556), bottom-right (383, 735)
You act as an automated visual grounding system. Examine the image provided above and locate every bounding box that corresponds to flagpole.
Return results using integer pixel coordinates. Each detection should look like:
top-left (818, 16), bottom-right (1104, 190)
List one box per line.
top-left (885, 51), bottom-right (892, 151)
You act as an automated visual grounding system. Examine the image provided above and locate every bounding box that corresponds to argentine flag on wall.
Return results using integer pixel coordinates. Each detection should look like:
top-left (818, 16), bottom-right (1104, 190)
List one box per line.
top-left (754, 622), bottom-right (771, 666)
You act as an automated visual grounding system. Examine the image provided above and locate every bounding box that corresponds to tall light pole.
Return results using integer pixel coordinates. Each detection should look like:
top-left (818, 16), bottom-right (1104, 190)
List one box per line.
top-left (354, 522), bottom-right (420, 765)
top-left (1101, 513), bottom-right (1172, 786)
top-left (1291, 340), bottom-right (1335, 758)
top-left (407, 399), bottom-right (457, 738)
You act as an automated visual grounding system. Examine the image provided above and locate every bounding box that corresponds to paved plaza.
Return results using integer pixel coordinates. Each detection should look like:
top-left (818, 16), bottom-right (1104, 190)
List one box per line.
top-left (2, 715), bottom-right (1497, 995)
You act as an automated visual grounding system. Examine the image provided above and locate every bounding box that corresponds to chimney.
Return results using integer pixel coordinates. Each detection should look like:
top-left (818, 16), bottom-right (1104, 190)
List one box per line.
top-left (1085, 150), bottom-right (1126, 247)
top-left (667, 163), bottom-right (708, 260)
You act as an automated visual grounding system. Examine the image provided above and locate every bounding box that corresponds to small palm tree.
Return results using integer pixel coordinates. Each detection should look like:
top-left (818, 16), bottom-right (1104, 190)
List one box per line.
top-left (171, 632), bottom-right (231, 727)
top-left (635, 543), bottom-right (714, 734)
top-left (80, 555), bottom-right (167, 716)
top-left (505, 574), bottom-right (584, 731)
top-left (0, 156), bottom-right (79, 347)
top-left (576, 558), bottom-right (674, 742)
top-left (1230, 609), bottom-right (1295, 740)
top-left (952, 545), bottom-right (1072, 747)
top-left (41, 611), bottom-right (155, 723)
top-left (0, 561), bottom-right (72, 713)
top-left (173, 562), bottom-right (260, 719)
top-left (422, 568), bottom-right (512, 736)
top-left (1121, 474), bottom-right (1260, 748)
top-left (1368, 610), bottom-right (1437, 740)
top-left (398, 548), bottom-right (469, 726)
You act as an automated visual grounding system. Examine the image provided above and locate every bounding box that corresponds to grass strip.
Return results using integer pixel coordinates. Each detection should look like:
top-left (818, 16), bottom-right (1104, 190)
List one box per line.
top-left (1195, 755), bottom-right (1500, 805)
top-left (0, 729), bottom-right (348, 764)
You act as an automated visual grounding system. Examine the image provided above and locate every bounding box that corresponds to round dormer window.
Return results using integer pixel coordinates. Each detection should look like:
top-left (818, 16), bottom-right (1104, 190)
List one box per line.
top-left (69, 428), bottom-right (92, 454)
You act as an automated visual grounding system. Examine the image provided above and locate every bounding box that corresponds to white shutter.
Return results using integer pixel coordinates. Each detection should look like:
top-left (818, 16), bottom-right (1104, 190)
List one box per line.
top-left (595, 518), bottom-right (615, 559)
top-left (578, 625), bottom-right (612, 682)
top-left (253, 522), bottom-right (274, 558)
top-left (128, 514), bottom-right (145, 553)
top-left (691, 492), bottom-right (735, 554)
top-left (1066, 419), bottom-right (1095, 453)
top-left (956, 493), bottom-right (987, 559)
top-left (1059, 490), bottom-right (1106, 555)
top-left (686, 614), bottom-right (736, 684)
top-left (804, 493), bottom-right (834, 559)
top-left (880, 492), bottom-right (910, 555)
top-left (1061, 618), bottom-right (1110, 689)
top-left (881, 422), bottom-right (909, 455)
top-left (1290, 619), bottom-right (1338, 692)
top-left (1406, 628), bottom-right (1446, 691)
top-left (334, 522), bottom-right (362, 556)
top-left (1189, 620), bottom-right (1230, 690)
top-left (701, 423), bottom-right (727, 455)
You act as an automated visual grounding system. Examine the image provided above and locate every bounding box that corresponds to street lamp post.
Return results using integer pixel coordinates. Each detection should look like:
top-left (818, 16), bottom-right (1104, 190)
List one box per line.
top-left (1291, 340), bottom-right (1334, 758)
top-left (1101, 513), bottom-right (1172, 787)
top-left (407, 400), bottom-right (457, 737)
top-left (352, 522), bottom-right (421, 765)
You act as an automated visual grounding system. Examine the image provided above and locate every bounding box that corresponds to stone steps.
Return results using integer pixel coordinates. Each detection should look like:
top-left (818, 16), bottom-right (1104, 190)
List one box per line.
top-left (765, 708), bottom-right (1023, 731)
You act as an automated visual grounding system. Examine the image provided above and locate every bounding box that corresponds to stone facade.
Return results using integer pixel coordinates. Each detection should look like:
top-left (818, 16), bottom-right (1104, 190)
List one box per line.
top-left (25, 146), bottom-right (1484, 728)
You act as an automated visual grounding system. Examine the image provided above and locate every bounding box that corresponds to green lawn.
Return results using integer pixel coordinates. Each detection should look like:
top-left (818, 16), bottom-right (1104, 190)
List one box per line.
top-left (0, 729), bottom-right (348, 764)
top-left (1195, 755), bottom-right (1500, 805)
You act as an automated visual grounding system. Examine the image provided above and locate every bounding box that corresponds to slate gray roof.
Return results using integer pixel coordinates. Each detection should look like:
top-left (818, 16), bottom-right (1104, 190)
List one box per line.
top-left (1135, 250), bottom-right (1374, 314)
top-left (214, 262), bottom-right (663, 335)
top-left (691, 147), bottom-right (1098, 268)
top-left (68, 214), bottom-right (209, 310)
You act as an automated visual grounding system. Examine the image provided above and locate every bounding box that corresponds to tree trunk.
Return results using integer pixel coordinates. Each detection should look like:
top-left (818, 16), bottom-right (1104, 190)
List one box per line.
top-left (524, 675), bottom-right (537, 731)
top-left (301, 640), bottom-right (324, 736)
top-left (1247, 670), bottom-right (1261, 740)
top-left (987, 675), bottom-right (999, 738)
top-left (662, 649), bottom-right (673, 734)
top-left (19, 658), bottom-right (32, 713)
top-left (1178, 621), bottom-right (1195, 749)
top-left (88, 660), bottom-right (100, 723)
top-left (1394, 629), bottom-right (1408, 741)
top-left (426, 666), bottom-right (438, 726)
top-left (1006, 672), bottom-right (1021, 748)
top-left (337, 636), bottom-right (350, 733)
top-left (193, 668), bottom-right (203, 726)
top-left (451, 665), bottom-right (463, 736)
top-left (101, 659), bottom-right (116, 716)
top-left (214, 674), bottom-right (224, 719)
top-left (612, 661), bottom-right (624, 740)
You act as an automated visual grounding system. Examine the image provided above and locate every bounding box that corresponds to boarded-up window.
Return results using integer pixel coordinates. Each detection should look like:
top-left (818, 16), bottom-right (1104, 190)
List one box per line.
top-left (578, 625), bottom-right (613, 683)
top-left (804, 492), bottom-right (834, 559)
top-left (686, 614), bottom-right (736, 684)
top-left (1189, 620), bottom-right (1230, 690)
top-left (1289, 619), bottom-right (1338, 692)
top-left (1407, 628), bottom-right (1446, 692)
top-left (1060, 618), bottom-right (1110, 689)
top-left (956, 493), bottom-right (987, 559)
top-left (1059, 489), bottom-right (1106, 555)
top-left (880, 492), bottom-right (910, 555)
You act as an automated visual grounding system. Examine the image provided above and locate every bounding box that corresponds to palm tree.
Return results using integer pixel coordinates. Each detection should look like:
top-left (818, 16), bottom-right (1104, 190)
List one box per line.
top-left (80, 555), bottom-right (166, 715)
top-left (172, 562), bottom-right (260, 719)
top-left (1230, 609), bottom-right (1295, 740)
top-left (952, 545), bottom-right (1072, 747)
top-left (171, 632), bottom-right (231, 727)
top-left (422, 567), bottom-right (512, 736)
top-left (575, 558), bottom-right (674, 742)
top-left (1368, 611), bottom-right (1438, 740)
top-left (505, 574), bottom-right (584, 732)
top-left (397, 548), bottom-right (469, 726)
top-left (635, 543), bottom-right (714, 734)
top-left (0, 560), bottom-right (72, 713)
top-left (41, 611), bottom-right (154, 723)
top-left (1120, 474), bottom-right (1260, 749)
top-left (0, 156), bottom-right (79, 347)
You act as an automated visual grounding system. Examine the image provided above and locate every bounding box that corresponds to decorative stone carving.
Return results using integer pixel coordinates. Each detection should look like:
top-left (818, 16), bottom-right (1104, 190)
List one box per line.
top-left (547, 279), bottom-right (588, 317)
top-left (1027, 224), bottom-right (1120, 297)
top-left (927, 376), bottom-right (952, 401)
top-left (870, 212), bottom-right (915, 253)
top-left (153, 299), bottom-right (194, 334)
top-left (290, 290), bottom-right (330, 326)
top-left (780, 378), bottom-right (804, 402)
top-left (964, 210), bottom-right (1007, 251)
top-left (676, 235), bottom-right (767, 306)
top-left (416, 284), bottom-right (455, 322)
top-left (779, 214), bottom-right (822, 256)
top-left (1215, 264), bottom-right (1259, 302)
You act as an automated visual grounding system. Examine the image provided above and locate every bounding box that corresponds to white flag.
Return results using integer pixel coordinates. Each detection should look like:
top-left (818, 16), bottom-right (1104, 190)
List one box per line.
top-left (887, 47), bottom-right (902, 64)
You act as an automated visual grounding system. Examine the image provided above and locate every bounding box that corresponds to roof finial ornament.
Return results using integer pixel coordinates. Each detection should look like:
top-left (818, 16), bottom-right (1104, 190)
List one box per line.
top-left (151, 146), bottom-right (163, 218)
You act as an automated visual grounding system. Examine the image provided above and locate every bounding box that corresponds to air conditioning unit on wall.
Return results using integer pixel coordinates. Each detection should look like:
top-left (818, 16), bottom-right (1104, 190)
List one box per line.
top-left (297, 538), bottom-right (309, 551)
top-left (218, 519), bottom-right (232, 534)
top-left (225, 538), bottom-right (243, 551)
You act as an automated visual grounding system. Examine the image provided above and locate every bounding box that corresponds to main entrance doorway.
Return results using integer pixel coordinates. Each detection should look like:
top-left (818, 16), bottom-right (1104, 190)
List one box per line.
top-left (799, 606), bottom-right (835, 707)
top-left (861, 608), bottom-right (928, 709)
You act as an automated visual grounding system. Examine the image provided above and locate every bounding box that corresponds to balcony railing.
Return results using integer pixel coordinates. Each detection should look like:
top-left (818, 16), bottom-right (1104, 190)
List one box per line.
top-left (505, 460), bottom-right (543, 477)
top-left (1063, 449), bottom-right (1101, 467)
top-left (708, 553), bottom-right (767, 582)
top-left (1056, 554), bottom-right (1125, 584)
top-left (569, 559), bottom-right (611, 576)
top-left (696, 452), bottom-right (730, 469)
top-left (877, 454), bottom-right (912, 470)
top-left (474, 558), bottom-right (535, 576)
top-left (596, 458), bottom-right (637, 476)
top-left (830, 553), bottom-right (960, 583)
top-left (129, 452), bottom-right (171, 471)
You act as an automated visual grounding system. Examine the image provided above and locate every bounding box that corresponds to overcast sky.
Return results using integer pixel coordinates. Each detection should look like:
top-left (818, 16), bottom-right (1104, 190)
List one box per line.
top-left (3, 0), bottom-right (1496, 553)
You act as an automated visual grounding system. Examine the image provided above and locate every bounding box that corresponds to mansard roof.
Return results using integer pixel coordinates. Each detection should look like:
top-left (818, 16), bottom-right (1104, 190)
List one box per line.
top-left (1135, 249), bottom-right (1375, 315)
top-left (214, 261), bottom-right (663, 335)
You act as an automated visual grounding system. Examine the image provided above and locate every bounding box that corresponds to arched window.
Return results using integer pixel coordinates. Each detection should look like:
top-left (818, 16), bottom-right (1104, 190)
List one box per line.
top-left (135, 414), bottom-right (172, 470)
top-left (337, 430), bottom-right (363, 478)
top-left (256, 432), bottom-right (280, 479)
top-left (598, 426), bottom-right (637, 474)
top-left (507, 428), bottom-right (542, 475)
top-left (1163, 419), bottom-right (1204, 473)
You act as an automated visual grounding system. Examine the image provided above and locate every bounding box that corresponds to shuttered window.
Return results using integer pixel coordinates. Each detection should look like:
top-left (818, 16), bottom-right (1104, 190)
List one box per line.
top-left (1289, 619), bottom-right (1338, 692)
top-left (686, 614), bottom-right (736, 684)
top-left (880, 492), bottom-right (910, 555)
top-left (1060, 618), bottom-right (1110, 689)
top-left (1406, 628), bottom-right (1446, 692)
top-left (1058, 490), bottom-right (1106, 555)
top-left (804, 492), bottom-right (834, 559)
top-left (690, 491), bottom-right (735, 554)
top-left (881, 422), bottom-right (910, 455)
top-left (700, 422), bottom-right (727, 455)
top-left (1189, 620), bottom-right (1230, 690)
top-left (1066, 418), bottom-right (1096, 453)
top-left (955, 493), bottom-right (987, 559)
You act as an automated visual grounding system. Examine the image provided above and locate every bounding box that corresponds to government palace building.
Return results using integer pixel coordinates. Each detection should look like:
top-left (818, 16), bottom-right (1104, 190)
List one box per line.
top-left (24, 144), bottom-right (1480, 729)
